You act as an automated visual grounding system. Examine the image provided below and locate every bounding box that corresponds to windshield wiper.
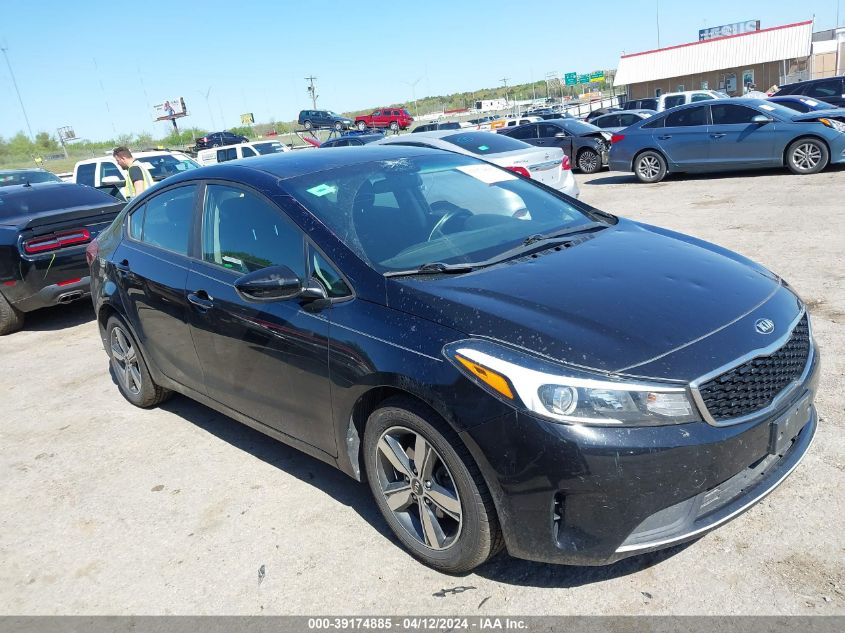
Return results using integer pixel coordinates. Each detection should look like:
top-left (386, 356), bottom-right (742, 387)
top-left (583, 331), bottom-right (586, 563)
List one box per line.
top-left (478, 222), bottom-right (607, 267)
top-left (384, 262), bottom-right (475, 278)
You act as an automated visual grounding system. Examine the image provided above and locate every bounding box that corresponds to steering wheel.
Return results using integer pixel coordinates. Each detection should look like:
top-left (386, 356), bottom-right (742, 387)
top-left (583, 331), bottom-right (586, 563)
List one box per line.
top-left (428, 203), bottom-right (472, 241)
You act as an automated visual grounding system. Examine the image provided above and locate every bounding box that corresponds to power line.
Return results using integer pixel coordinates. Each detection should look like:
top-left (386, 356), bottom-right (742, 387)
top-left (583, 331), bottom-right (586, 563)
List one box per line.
top-left (1, 45), bottom-right (34, 142)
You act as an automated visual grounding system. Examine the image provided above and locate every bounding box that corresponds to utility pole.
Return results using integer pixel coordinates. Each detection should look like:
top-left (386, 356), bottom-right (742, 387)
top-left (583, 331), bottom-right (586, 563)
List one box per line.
top-left (656, 0), bottom-right (661, 48)
top-left (1, 45), bottom-right (35, 143)
top-left (305, 76), bottom-right (318, 109)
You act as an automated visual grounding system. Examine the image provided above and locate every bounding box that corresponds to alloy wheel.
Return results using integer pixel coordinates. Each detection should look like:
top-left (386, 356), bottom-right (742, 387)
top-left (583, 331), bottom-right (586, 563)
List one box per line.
top-left (638, 155), bottom-right (660, 179)
top-left (579, 151), bottom-right (598, 172)
top-left (793, 143), bottom-right (821, 171)
top-left (375, 426), bottom-right (462, 550)
top-left (110, 326), bottom-right (142, 396)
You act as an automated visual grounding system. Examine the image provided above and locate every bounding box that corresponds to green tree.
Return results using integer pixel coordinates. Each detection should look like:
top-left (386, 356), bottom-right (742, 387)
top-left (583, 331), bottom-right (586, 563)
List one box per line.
top-left (35, 132), bottom-right (58, 151)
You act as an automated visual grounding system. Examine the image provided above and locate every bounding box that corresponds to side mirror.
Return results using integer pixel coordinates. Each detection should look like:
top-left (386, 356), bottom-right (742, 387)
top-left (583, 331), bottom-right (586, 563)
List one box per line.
top-left (234, 265), bottom-right (304, 301)
top-left (752, 114), bottom-right (774, 124)
top-left (102, 175), bottom-right (125, 186)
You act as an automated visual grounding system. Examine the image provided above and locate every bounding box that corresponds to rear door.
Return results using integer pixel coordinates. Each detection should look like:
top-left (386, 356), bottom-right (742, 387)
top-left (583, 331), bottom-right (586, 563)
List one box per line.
top-left (655, 105), bottom-right (710, 169)
top-left (111, 184), bottom-right (205, 393)
top-left (184, 182), bottom-right (334, 453)
top-left (707, 103), bottom-right (779, 167)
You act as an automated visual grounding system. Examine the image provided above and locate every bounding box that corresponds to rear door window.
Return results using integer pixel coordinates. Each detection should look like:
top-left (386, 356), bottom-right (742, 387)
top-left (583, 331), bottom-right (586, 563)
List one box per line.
top-left (129, 185), bottom-right (196, 256)
top-left (804, 79), bottom-right (844, 98)
top-left (665, 106), bottom-right (707, 127)
top-left (663, 95), bottom-right (686, 109)
top-left (76, 163), bottom-right (96, 187)
top-left (241, 147), bottom-right (256, 158)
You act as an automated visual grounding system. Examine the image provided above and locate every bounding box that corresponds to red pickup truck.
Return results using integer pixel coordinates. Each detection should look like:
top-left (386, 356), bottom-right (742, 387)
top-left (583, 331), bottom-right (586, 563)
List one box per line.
top-left (355, 108), bottom-right (414, 131)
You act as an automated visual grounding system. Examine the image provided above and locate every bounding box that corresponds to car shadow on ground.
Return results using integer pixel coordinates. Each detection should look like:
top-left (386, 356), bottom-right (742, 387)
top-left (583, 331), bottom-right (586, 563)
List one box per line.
top-left (20, 300), bottom-right (95, 332)
top-left (472, 541), bottom-right (693, 588)
top-left (157, 394), bottom-right (396, 543)
top-left (149, 393), bottom-right (692, 586)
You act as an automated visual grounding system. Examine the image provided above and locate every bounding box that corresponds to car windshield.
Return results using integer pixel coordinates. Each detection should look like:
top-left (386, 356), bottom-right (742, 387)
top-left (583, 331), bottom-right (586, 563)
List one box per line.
top-left (284, 154), bottom-right (598, 273)
top-left (0, 170), bottom-right (62, 187)
top-left (441, 132), bottom-right (529, 155)
top-left (137, 155), bottom-right (200, 181)
top-left (752, 100), bottom-right (808, 119)
top-left (558, 119), bottom-right (602, 135)
top-left (252, 141), bottom-right (285, 155)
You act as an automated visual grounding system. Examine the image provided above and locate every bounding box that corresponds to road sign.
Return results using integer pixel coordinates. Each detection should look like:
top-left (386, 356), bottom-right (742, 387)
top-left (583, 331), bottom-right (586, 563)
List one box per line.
top-left (589, 71), bottom-right (605, 83)
top-left (578, 74), bottom-right (590, 84)
top-left (564, 72), bottom-right (577, 86)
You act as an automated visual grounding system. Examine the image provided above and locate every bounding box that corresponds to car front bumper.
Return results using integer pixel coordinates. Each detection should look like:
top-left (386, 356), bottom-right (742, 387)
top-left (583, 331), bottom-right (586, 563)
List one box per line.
top-left (461, 346), bottom-right (820, 565)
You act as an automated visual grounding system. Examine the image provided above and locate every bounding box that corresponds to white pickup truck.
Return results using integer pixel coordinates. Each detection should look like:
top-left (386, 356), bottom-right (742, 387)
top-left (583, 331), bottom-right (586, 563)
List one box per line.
top-left (73, 150), bottom-right (199, 200)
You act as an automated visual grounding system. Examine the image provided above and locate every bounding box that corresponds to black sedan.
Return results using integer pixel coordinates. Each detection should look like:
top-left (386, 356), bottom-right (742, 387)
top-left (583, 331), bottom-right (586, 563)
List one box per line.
top-left (89, 146), bottom-right (818, 572)
top-left (0, 182), bottom-right (123, 334)
top-left (499, 118), bottom-right (611, 173)
top-left (319, 132), bottom-right (385, 148)
top-left (194, 131), bottom-right (250, 150)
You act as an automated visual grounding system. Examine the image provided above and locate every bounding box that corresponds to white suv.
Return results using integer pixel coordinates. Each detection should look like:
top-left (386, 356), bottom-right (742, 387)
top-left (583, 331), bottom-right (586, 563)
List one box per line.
top-left (73, 150), bottom-right (199, 200)
top-left (195, 140), bottom-right (289, 166)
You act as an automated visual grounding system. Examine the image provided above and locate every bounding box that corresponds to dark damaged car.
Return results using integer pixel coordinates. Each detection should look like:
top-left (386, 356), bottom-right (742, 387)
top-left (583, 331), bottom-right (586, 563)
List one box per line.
top-left (89, 147), bottom-right (818, 572)
top-left (0, 182), bottom-right (123, 334)
top-left (499, 118), bottom-right (611, 174)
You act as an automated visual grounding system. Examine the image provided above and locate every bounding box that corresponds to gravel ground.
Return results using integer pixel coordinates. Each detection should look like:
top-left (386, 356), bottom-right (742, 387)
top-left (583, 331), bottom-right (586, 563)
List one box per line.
top-left (1, 166), bottom-right (843, 615)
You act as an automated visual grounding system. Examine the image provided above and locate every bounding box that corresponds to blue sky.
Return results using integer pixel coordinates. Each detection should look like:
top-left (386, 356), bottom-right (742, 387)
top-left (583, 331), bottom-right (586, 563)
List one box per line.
top-left (1, 0), bottom-right (842, 141)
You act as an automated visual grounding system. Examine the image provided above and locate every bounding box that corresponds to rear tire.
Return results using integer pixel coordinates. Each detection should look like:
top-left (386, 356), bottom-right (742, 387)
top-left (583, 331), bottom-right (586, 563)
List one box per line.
top-left (357, 121), bottom-right (367, 131)
top-left (634, 150), bottom-right (667, 183)
top-left (577, 148), bottom-right (601, 174)
top-left (106, 316), bottom-right (171, 408)
top-left (0, 292), bottom-right (24, 335)
top-left (363, 397), bottom-right (503, 573)
top-left (786, 137), bottom-right (829, 175)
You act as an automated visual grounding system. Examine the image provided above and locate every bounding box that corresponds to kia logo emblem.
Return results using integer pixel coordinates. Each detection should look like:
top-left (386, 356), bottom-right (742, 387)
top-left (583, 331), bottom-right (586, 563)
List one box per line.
top-left (755, 318), bottom-right (775, 334)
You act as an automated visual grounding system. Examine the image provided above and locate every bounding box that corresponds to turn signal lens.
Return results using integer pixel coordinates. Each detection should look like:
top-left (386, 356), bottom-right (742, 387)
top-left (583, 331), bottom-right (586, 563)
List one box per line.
top-left (455, 355), bottom-right (514, 399)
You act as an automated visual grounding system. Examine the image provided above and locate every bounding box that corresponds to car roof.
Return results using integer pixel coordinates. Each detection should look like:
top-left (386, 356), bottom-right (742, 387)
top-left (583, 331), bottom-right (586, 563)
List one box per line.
top-left (0, 168), bottom-right (53, 174)
top-left (184, 145), bottom-right (444, 181)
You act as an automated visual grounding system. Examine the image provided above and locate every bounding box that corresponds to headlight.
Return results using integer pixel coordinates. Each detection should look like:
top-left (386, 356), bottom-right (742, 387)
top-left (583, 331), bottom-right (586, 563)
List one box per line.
top-left (445, 339), bottom-right (699, 426)
top-left (819, 117), bottom-right (845, 133)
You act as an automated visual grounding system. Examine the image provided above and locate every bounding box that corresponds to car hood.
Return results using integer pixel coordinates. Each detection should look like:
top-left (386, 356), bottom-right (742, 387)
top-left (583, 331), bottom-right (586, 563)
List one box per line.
top-left (791, 109), bottom-right (845, 121)
top-left (386, 219), bottom-right (793, 379)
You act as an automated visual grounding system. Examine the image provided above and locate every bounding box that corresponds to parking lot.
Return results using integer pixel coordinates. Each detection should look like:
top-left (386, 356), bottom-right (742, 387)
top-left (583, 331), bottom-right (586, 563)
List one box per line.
top-left (1, 166), bottom-right (843, 615)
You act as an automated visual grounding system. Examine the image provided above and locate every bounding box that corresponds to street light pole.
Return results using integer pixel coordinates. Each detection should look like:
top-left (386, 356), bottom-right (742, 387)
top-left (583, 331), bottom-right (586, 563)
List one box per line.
top-left (198, 87), bottom-right (217, 130)
top-left (1, 46), bottom-right (35, 143)
top-left (305, 76), bottom-right (318, 109)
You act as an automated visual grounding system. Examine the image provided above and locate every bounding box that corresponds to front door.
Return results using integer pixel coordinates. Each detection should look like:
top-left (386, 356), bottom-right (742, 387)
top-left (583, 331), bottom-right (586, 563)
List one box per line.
top-left (112, 184), bottom-right (205, 393)
top-left (707, 103), bottom-right (779, 167)
top-left (185, 183), bottom-right (335, 454)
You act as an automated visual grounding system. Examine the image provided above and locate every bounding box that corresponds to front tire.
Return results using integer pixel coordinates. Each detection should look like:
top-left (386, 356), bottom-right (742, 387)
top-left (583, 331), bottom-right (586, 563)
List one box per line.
top-left (389, 121), bottom-right (399, 132)
top-left (577, 148), bottom-right (601, 174)
top-left (634, 150), bottom-right (667, 183)
top-left (363, 397), bottom-right (503, 573)
top-left (786, 137), bottom-right (829, 174)
top-left (304, 120), bottom-right (313, 130)
top-left (106, 316), bottom-right (171, 408)
top-left (0, 292), bottom-right (24, 335)
top-left (335, 121), bottom-right (343, 132)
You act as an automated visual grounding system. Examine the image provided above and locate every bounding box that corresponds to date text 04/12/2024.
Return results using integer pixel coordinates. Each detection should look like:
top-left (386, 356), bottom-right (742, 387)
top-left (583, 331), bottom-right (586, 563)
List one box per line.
top-left (306, 617), bottom-right (528, 630)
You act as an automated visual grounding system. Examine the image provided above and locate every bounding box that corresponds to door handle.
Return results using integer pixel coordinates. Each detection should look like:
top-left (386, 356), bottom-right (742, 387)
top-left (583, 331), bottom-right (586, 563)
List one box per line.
top-left (710, 133), bottom-right (726, 139)
top-left (657, 135), bottom-right (673, 140)
top-left (187, 290), bottom-right (214, 310)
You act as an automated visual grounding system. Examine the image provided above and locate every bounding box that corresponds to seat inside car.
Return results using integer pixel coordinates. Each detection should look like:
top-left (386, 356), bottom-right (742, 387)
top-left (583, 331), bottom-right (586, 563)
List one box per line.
top-left (352, 176), bottom-right (428, 264)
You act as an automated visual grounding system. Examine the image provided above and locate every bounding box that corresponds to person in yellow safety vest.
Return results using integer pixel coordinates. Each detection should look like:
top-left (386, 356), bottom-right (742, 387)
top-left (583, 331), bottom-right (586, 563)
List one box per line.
top-left (112, 146), bottom-right (154, 199)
